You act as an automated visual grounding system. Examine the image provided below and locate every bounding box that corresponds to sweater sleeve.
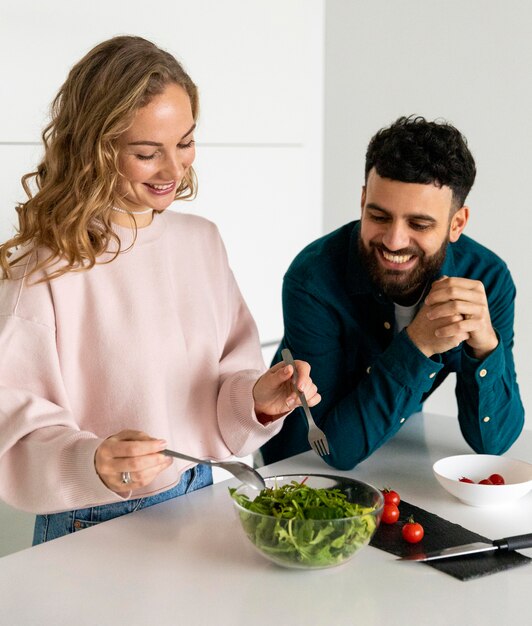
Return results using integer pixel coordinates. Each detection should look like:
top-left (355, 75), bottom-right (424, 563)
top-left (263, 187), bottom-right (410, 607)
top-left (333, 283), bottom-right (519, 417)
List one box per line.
top-left (210, 231), bottom-right (286, 457)
top-left (0, 296), bottom-right (127, 514)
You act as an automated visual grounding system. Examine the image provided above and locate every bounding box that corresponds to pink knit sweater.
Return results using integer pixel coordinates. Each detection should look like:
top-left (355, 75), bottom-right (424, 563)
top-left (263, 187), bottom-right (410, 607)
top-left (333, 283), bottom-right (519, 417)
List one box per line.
top-left (0, 211), bottom-right (284, 513)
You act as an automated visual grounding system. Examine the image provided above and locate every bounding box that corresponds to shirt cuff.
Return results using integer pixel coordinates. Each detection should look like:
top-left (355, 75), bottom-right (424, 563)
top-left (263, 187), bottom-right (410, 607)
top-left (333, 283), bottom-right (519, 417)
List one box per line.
top-left (461, 332), bottom-right (505, 387)
top-left (379, 329), bottom-right (444, 393)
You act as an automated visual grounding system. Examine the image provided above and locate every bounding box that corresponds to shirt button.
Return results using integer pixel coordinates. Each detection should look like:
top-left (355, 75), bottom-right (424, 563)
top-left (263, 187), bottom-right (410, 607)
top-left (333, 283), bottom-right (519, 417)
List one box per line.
top-left (483, 416), bottom-right (491, 423)
top-left (399, 418), bottom-right (406, 424)
top-left (366, 366), bottom-right (371, 374)
top-left (384, 321), bottom-right (391, 330)
top-left (429, 372), bottom-right (436, 379)
top-left (479, 369), bottom-right (488, 378)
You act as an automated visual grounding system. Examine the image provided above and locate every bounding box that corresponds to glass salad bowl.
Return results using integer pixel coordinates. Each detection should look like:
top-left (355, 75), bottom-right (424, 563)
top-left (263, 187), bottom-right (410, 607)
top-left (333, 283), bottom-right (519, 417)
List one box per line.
top-left (230, 474), bottom-right (384, 569)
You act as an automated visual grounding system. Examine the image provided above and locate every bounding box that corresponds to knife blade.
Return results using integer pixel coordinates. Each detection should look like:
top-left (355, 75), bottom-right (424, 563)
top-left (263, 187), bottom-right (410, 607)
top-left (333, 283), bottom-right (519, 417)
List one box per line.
top-left (399, 533), bottom-right (532, 562)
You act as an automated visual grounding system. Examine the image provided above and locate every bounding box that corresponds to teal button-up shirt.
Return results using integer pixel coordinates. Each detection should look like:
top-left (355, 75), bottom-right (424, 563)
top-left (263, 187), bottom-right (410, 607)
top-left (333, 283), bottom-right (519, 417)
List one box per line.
top-left (260, 221), bottom-right (524, 470)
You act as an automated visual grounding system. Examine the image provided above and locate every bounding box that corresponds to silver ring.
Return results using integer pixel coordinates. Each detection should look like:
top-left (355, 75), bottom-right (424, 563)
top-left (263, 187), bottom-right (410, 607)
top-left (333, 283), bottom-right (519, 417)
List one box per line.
top-left (121, 471), bottom-right (132, 485)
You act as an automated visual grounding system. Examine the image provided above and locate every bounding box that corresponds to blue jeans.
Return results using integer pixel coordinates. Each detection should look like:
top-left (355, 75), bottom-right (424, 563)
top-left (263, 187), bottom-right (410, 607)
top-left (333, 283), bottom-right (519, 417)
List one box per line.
top-left (33, 464), bottom-right (212, 545)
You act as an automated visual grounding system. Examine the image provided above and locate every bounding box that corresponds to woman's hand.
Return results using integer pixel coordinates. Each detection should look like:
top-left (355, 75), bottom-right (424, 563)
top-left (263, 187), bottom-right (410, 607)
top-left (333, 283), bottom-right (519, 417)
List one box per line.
top-left (94, 430), bottom-right (172, 494)
top-left (252, 360), bottom-right (321, 423)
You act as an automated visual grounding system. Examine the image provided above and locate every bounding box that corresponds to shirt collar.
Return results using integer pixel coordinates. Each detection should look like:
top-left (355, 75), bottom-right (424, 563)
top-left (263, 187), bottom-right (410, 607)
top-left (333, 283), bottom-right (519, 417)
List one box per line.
top-left (347, 221), bottom-right (374, 296)
top-left (436, 238), bottom-right (457, 278)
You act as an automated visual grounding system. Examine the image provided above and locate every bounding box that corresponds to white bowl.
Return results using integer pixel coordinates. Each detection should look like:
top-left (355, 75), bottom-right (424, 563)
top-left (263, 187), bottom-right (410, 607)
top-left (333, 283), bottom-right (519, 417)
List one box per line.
top-left (433, 454), bottom-right (532, 507)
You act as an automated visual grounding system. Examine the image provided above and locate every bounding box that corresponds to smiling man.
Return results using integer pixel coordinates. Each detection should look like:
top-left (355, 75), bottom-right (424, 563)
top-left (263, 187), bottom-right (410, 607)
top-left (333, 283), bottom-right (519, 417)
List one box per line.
top-left (260, 116), bottom-right (524, 469)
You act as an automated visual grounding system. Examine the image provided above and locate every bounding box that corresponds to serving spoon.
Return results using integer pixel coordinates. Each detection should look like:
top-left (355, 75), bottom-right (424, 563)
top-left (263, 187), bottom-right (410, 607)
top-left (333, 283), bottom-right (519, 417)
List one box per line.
top-left (162, 448), bottom-right (266, 490)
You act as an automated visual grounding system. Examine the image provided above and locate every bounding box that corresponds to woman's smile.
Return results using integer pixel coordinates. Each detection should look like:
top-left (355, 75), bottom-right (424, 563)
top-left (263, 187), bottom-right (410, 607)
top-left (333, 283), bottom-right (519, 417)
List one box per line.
top-left (143, 181), bottom-right (176, 195)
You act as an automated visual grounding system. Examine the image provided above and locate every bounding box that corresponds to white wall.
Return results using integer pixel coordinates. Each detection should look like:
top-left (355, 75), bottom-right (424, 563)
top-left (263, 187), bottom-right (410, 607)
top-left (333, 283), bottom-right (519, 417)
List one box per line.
top-left (324, 0), bottom-right (531, 429)
top-left (0, 0), bottom-right (325, 557)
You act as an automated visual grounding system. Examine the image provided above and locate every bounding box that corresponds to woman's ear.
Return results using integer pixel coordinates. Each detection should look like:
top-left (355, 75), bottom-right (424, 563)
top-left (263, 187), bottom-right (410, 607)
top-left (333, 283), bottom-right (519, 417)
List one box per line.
top-left (449, 206), bottom-right (469, 242)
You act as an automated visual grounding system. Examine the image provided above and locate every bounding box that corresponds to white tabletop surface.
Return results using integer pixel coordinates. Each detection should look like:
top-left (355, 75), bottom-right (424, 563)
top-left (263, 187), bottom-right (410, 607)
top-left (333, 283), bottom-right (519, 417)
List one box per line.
top-left (1, 412), bottom-right (531, 626)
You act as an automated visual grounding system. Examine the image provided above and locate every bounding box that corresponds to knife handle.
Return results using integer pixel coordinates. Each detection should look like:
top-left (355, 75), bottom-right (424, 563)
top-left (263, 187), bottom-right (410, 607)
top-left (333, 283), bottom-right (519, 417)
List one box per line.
top-left (493, 533), bottom-right (532, 551)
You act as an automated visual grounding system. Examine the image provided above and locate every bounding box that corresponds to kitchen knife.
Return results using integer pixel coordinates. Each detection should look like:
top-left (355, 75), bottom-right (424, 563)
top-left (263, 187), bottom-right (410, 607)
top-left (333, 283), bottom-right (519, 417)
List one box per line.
top-left (399, 533), bottom-right (532, 562)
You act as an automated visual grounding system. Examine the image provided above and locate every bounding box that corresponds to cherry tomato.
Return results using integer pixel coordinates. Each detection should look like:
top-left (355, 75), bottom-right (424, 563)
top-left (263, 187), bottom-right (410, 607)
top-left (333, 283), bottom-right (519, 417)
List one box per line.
top-left (381, 503), bottom-right (400, 524)
top-left (459, 476), bottom-right (474, 483)
top-left (488, 473), bottom-right (505, 485)
top-left (382, 488), bottom-right (401, 506)
top-left (478, 478), bottom-right (493, 485)
top-left (402, 516), bottom-right (424, 544)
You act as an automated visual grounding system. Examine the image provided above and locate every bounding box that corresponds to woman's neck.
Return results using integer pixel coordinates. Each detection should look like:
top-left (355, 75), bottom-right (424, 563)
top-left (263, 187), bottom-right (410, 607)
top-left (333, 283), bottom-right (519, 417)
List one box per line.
top-left (111, 206), bottom-right (154, 228)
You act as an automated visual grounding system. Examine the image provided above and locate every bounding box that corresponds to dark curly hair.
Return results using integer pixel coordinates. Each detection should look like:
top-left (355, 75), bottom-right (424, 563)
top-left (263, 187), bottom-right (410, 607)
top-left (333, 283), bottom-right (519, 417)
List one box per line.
top-left (365, 115), bottom-right (476, 208)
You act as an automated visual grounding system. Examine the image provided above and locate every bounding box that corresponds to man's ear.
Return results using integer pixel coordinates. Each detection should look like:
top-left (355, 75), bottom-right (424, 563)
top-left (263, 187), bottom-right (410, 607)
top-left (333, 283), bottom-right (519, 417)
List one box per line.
top-left (449, 206), bottom-right (469, 242)
top-left (360, 186), bottom-right (366, 216)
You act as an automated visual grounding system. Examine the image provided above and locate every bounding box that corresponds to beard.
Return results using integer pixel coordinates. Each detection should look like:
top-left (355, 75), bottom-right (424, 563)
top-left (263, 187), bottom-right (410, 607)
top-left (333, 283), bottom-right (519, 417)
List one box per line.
top-left (358, 235), bottom-right (449, 305)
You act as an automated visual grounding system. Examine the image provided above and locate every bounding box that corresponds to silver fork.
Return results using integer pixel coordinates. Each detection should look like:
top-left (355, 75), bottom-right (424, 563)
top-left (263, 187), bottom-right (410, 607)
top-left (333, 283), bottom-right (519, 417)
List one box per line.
top-left (162, 449), bottom-right (265, 490)
top-left (281, 348), bottom-right (330, 457)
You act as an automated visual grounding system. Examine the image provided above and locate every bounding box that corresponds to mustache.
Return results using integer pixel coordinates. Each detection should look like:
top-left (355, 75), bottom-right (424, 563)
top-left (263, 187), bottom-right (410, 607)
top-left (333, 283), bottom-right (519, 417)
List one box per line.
top-left (371, 242), bottom-right (424, 257)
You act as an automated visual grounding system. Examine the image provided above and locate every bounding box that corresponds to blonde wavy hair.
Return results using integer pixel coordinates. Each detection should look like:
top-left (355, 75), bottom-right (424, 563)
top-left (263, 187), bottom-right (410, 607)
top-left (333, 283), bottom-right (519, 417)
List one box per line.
top-left (0, 35), bottom-right (199, 281)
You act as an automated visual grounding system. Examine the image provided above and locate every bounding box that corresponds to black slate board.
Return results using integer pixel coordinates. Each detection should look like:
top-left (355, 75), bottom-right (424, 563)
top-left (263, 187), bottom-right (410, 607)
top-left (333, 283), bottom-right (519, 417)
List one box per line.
top-left (369, 500), bottom-right (531, 581)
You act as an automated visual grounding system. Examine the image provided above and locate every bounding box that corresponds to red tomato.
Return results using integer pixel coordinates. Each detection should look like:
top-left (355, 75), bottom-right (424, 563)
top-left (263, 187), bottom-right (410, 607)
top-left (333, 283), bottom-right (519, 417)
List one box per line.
top-left (459, 476), bottom-right (474, 483)
top-left (402, 517), bottom-right (424, 544)
top-left (488, 473), bottom-right (505, 485)
top-left (382, 489), bottom-right (401, 506)
top-left (478, 478), bottom-right (493, 485)
top-left (381, 503), bottom-right (400, 524)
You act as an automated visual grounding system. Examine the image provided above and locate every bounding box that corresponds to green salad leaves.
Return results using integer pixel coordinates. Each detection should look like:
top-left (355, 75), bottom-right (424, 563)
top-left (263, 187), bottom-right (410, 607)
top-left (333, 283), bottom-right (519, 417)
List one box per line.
top-left (230, 480), bottom-right (378, 568)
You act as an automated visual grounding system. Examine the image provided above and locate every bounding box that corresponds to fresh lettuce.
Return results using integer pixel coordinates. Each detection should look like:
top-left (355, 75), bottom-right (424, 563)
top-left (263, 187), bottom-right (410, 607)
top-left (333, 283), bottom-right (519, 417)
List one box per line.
top-left (230, 480), bottom-right (377, 568)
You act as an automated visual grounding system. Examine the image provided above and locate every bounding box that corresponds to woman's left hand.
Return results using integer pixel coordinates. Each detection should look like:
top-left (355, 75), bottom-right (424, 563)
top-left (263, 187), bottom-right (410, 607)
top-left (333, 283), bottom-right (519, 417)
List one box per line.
top-left (252, 360), bottom-right (320, 423)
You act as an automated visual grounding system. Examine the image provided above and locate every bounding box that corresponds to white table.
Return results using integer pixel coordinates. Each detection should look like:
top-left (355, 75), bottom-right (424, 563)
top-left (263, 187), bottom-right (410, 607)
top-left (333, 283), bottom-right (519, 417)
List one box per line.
top-left (1, 413), bottom-right (531, 626)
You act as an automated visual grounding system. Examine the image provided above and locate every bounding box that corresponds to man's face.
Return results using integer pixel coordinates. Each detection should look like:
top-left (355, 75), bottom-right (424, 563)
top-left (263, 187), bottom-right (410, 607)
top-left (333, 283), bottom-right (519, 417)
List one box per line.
top-left (359, 169), bottom-right (468, 304)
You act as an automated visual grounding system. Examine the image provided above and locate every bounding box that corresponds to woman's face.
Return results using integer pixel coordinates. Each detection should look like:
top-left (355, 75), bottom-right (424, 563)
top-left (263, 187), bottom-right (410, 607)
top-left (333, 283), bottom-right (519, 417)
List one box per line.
top-left (117, 83), bottom-right (196, 215)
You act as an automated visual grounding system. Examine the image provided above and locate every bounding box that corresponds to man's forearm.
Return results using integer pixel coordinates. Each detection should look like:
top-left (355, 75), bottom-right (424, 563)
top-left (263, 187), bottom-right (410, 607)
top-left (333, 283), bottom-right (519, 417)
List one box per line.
top-left (455, 343), bottom-right (524, 455)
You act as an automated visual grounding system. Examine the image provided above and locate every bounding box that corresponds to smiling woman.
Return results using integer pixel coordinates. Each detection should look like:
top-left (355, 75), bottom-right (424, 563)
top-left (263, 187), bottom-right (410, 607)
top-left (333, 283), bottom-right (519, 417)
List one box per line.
top-left (0, 36), bottom-right (201, 279)
top-left (114, 84), bottom-right (197, 227)
top-left (0, 35), bottom-right (320, 544)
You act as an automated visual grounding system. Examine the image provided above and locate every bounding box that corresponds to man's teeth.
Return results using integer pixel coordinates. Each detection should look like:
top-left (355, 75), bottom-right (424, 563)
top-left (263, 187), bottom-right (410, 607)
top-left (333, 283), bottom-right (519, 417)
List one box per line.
top-left (147, 182), bottom-right (174, 190)
top-left (382, 250), bottom-right (413, 264)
